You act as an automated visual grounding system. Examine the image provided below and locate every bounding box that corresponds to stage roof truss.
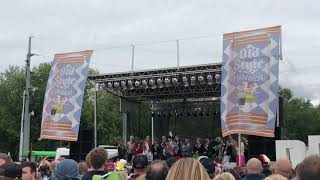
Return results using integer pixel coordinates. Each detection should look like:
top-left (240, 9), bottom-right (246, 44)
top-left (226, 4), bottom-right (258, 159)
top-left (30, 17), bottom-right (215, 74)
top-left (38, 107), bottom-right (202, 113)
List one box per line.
top-left (89, 63), bottom-right (222, 100)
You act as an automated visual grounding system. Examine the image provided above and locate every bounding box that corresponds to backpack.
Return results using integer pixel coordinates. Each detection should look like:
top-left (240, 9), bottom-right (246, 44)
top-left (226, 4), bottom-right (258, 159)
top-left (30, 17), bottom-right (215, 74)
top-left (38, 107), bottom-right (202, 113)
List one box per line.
top-left (92, 172), bottom-right (124, 180)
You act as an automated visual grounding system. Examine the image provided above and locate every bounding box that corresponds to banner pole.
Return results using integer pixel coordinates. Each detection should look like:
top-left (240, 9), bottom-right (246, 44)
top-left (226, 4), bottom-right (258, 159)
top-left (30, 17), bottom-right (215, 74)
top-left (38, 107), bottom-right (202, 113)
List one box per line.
top-left (238, 133), bottom-right (241, 166)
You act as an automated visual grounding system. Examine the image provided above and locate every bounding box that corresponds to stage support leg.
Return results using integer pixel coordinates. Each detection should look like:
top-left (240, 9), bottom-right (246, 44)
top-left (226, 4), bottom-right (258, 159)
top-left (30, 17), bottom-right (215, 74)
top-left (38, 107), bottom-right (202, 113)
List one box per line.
top-left (123, 113), bottom-right (128, 147)
top-left (151, 103), bottom-right (154, 143)
top-left (151, 116), bottom-right (154, 143)
top-left (94, 88), bottom-right (98, 148)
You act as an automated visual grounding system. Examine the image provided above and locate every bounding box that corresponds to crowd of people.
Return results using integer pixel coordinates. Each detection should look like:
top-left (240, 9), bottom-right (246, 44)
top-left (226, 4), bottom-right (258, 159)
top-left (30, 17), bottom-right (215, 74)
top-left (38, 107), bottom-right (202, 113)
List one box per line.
top-left (1, 146), bottom-right (320, 180)
top-left (0, 134), bottom-right (320, 180)
top-left (122, 135), bottom-right (248, 167)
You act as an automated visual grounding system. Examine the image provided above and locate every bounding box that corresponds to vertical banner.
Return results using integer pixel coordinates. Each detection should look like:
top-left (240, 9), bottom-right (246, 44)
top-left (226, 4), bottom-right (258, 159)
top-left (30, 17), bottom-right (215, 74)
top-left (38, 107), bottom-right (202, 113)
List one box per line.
top-left (221, 26), bottom-right (281, 137)
top-left (40, 50), bottom-right (93, 141)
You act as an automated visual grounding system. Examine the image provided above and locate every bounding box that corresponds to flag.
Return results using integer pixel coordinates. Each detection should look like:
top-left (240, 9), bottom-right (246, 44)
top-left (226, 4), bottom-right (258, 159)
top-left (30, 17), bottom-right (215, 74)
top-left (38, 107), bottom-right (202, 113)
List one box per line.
top-left (220, 26), bottom-right (281, 137)
top-left (40, 50), bottom-right (93, 141)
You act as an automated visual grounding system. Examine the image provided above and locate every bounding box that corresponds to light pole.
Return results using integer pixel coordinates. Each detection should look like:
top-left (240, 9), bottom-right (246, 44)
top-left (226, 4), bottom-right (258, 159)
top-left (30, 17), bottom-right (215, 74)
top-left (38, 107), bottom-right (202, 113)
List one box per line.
top-left (93, 83), bottom-right (99, 148)
top-left (19, 91), bottom-right (26, 161)
top-left (22, 36), bottom-right (34, 155)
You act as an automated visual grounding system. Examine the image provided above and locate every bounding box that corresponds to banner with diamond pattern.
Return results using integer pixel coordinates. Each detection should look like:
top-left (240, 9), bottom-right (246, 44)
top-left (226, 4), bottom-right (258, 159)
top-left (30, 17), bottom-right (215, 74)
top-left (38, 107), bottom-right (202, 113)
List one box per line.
top-left (40, 50), bottom-right (93, 141)
top-left (221, 26), bottom-right (281, 137)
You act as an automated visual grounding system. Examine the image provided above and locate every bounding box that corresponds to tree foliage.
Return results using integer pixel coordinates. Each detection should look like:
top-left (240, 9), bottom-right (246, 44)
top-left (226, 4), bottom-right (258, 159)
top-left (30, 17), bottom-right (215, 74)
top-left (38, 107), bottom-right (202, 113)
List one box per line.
top-left (0, 64), bottom-right (123, 159)
top-left (280, 87), bottom-right (320, 143)
top-left (1, 64), bottom-right (320, 159)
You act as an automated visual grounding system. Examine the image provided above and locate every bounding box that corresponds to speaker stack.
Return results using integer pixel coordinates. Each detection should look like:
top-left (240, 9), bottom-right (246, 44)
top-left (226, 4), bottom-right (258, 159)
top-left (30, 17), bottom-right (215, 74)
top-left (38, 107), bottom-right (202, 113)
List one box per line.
top-left (247, 96), bottom-right (284, 161)
top-left (69, 129), bottom-right (94, 162)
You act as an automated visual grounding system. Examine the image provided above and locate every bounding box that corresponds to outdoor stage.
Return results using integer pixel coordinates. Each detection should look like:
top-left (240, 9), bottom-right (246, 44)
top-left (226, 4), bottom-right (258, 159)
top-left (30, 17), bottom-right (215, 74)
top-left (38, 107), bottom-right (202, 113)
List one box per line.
top-left (88, 62), bottom-right (281, 160)
top-left (89, 63), bottom-right (222, 142)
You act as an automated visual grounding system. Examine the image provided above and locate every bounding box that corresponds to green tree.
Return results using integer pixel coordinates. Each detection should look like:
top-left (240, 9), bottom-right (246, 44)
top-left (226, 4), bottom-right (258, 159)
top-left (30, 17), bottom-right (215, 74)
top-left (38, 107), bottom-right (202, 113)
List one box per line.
top-left (0, 64), bottom-right (123, 159)
top-left (0, 66), bottom-right (25, 156)
top-left (280, 87), bottom-right (320, 143)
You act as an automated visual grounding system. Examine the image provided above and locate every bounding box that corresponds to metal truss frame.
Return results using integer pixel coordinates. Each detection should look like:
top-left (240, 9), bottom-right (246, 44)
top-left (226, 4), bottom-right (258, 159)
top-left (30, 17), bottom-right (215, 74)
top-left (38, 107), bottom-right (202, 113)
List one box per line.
top-left (89, 63), bottom-right (222, 101)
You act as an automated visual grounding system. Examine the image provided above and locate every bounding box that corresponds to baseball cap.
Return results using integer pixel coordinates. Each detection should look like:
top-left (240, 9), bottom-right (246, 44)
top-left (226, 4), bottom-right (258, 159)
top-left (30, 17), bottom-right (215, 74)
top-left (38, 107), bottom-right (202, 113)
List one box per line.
top-left (0, 162), bottom-right (22, 178)
top-left (132, 155), bottom-right (148, 169)
top-left (259, 154), bottom-right (270, 165)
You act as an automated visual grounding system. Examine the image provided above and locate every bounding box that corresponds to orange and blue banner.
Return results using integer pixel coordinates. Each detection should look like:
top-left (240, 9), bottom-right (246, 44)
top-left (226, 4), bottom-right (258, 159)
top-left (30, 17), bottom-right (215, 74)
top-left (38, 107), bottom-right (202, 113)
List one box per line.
top-left (40, 50), bottom-right (93, 141)
top-left (221, 26), bottom-right (281, 137)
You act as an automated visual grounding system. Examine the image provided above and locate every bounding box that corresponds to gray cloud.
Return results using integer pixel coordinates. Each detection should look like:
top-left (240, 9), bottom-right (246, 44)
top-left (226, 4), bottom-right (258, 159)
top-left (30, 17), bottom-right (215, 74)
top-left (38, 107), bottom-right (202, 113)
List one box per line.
top-left (1, 0), bottom-right (320, 104)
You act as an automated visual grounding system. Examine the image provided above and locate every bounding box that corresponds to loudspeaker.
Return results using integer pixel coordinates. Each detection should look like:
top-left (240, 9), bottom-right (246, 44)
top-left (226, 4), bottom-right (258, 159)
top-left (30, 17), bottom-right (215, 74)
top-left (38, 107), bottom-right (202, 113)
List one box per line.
top-left (69, 129), bottom-right (94, 162)
top-left (247, 136), bottom-right (276, 161)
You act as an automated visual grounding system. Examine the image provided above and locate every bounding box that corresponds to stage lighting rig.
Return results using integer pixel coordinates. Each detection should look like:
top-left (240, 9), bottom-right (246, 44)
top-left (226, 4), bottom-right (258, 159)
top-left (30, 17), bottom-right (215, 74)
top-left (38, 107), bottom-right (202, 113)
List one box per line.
top-left (207, 74), bottom-right (213, 85)
top-left (149, 79), bottom-right (157, 89)
top-left (190, 76), bottom-right (196, 86)
top-left (142, 79), bottom-right (148, 89)
top-left (107, 82), bottom-right (113, 88)
top-left (198, 75), bottom-right (205, 84)
top-left (182, 76), bottom-right (189, 87)
top-left (128, 80), bottom-right (134, 90)
top-left (164, 77), bottom-right (171, 87)
top-left (89, 63), bottom-right (221, 99)
top-left (157, 78), bottom-right (164, 88)
top-left (121, 81), bottom-right (127, 90)
top-left (215, 74), bottom-right (221, 83)
top-left (135, 80), bottom-right (141, 87)
top-left (172, 77), bottom-right (179, 85)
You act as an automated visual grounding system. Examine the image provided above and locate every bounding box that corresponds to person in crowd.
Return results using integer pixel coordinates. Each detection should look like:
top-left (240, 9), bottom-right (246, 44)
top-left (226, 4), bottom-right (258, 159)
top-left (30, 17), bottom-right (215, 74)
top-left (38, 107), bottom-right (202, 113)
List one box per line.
top-left (257, 154), bottom-right (272, 177)
top-left (160, 136), bottom-right (167, 160)
top-left (0, 153), bottom-right (12, 166)
top-left (273, 159), bottom-right (293, 179)
top-left (164, 137), bottom-right (177, 158)
top-left (78, 161), bottom-right (88, 175)
top-left (128, 155), bottom-right (149, 180)
top-left (143, 136), bottom-right (153, 162)
top-left (117, 141), bottom-right (126, 160)
top-left (223, 136), bottom-right (235, 164)
top-left (165, 157), bottom-right (177, 168)
top-left (241, 137), bottom-right (249, 163)
top-left (0, 162), bottom-right (22, 180)
top-left (223, 169), bottom-right (241, 180)
top-left (193, 138), bottom-right (203, 155)
top-left (37, 159), bottom-right (50, 180)
top-left (222, 139), bottom-right (237, 170)
top-left (264, 174), bottom-right (287, 180)
top-left (241, 158), bottom-right (265, 180)
top-left (295, 155), bottom-right (320, 180)
top-left (166, 158), bottom-right (210, 180)
top-left (50, 159), bottom-right (60, 177)
top-left (199, 157), bottom-right (215, 179)
top-left (213, 172), bottom-right (235, 180)
top-left (145, 160), bottom-right (169, 180)
top-left (174, 136), bottom-right (181, 156)
top-left (85, 152), bottom-right (91, 169)
top-left (128, 136), bottom-right (135, 163)
top-left (136, 174), bottom-right (146, 180)
top-left (201, 137), bottom-right (211, 157)
top-left (180, 137), bottom-right (193, 157)
top-left (213, 158), bottom-right (222, 177)
top-left (82, 147), bottom-right (108, 180)
top-left (51, 159), bottom-right (81, 180)
top-left (227, 135), bottom-right (233, 144)
top-left (231, 166), bottom-right (244, 178)
top-left (211, 137), bottom-right (225, 160)
top-left (151, 138), bottom-right (161, 160)
top-left (132, 142), bottom-right (144, 157)
top-left (21, 161), bottom-right (37, 180)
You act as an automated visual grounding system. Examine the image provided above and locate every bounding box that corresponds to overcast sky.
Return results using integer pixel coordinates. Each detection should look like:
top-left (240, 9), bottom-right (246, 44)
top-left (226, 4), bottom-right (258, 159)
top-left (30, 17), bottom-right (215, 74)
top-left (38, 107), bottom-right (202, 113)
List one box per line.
top-left (0, 0), bottom-right (319, 104)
